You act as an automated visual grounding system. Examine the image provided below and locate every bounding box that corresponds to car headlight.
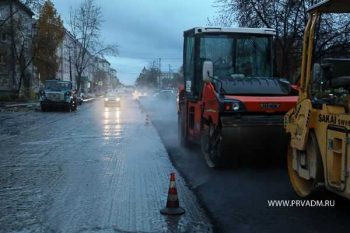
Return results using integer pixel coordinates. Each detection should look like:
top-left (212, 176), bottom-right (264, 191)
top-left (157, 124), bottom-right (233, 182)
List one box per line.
top-left (232, 102), bottom-right (240, 111)
top-left (116, 97), bottom-right (120, 101)
top-left (105, 98), bottom-right (109, 101)
top-left (222, 100), bottom-right (245, 112)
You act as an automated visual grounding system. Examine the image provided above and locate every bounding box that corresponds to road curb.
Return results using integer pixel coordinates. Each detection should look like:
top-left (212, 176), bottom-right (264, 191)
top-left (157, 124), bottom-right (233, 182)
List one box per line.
top-left (1, 98), bottom-right (95, 110)
top-left (4, 103), bottom-right (39, 108)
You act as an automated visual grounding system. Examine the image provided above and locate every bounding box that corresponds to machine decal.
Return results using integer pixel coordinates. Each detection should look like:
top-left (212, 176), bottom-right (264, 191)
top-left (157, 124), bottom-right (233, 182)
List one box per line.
top-left (337, 119), bottom-right (350, 127)
top-left (318, 114), bottom-right (337, 124)
top-left (205, 109), bottom-right (217, 113)
top-left (186, 81), bottom-right (192, 92)
top-left (260, 103), bottom-right (281, 110)
top-left (318, 114), bottom-right (350, 127)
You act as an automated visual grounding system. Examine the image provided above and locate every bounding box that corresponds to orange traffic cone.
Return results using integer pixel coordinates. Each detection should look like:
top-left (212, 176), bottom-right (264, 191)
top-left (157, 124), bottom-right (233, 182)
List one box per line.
top-left (160, 172), bottom-right (185, 215)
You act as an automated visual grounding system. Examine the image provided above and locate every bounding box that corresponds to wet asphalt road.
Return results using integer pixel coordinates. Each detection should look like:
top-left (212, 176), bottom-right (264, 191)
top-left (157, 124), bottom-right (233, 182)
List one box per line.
top-left (140, 96), bottom-right (350, 233)
top-left (0, 98), bottom-right (212, 233)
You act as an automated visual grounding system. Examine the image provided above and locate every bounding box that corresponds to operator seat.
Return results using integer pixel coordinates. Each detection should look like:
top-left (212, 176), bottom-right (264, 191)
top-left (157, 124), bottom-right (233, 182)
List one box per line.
top-left (312, 59), bottom-right (350, 109)
top-left (330, 76), bottom-right (350, 89)
top-left (322, 58), bottom-right (350, 89)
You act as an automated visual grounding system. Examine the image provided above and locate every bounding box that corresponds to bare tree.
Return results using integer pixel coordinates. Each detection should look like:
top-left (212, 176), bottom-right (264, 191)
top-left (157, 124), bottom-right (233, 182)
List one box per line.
top-left (69, 0), bottom-right (118, 92)
top-left (212, 0), bottom-right (350, 82)
top-left (12, 15), bottom-right (35, 98)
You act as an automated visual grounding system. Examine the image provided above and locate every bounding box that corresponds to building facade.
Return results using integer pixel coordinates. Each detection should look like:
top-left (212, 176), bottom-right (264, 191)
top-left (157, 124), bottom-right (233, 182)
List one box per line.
top-left (0, 1), bottom-right (118, 98)
top-left (56, 29), bottom-right (77, 85)
top-left (0, 0), bottom-right (36, 97)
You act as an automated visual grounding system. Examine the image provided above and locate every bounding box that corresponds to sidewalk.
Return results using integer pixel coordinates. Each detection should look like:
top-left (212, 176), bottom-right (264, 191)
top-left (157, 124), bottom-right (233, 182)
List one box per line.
top-left (1, 101), bottom-right (40, 108)
top-left (0, 100), bottom-right (39, 112)
top-left (0, 98), bottom-right (95, 112)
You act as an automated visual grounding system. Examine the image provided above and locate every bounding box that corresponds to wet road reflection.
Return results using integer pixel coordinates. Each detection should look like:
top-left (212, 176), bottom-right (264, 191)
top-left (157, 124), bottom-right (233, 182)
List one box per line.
top-left (103, 106), bottom-right (122, 140)
top-left (0, 97), bottom-right (213, 233)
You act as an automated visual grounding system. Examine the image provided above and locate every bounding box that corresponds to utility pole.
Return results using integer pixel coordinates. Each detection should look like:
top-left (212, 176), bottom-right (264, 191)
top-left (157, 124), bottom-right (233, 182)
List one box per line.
top-left (158, 58), bottom-right (161, 89)
top-left (68, 46), bottom-right (72, 82)
top-left (168, 64), bottom-right (172, 79)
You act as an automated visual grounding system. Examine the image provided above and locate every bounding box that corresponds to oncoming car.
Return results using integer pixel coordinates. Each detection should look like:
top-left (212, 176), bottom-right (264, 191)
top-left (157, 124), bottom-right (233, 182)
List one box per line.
top-left (104, 93), bottom-right (121, 107)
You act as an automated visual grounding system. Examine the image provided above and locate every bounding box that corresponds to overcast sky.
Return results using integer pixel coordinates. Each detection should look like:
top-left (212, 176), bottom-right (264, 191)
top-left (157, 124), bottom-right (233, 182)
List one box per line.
top-left (52, 0), bottom-right (217, 85)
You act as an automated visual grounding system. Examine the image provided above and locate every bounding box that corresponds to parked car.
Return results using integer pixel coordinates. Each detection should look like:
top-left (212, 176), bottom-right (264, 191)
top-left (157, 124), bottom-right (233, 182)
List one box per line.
top-left (40, 80), bottom-right (77, 112)
top-left (104, 93), bottom-right (121, 107)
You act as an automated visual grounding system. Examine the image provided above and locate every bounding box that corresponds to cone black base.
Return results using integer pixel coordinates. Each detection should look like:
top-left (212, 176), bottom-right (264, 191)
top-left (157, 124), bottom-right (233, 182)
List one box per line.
top-left (160, 207), bottom-right (185, 215)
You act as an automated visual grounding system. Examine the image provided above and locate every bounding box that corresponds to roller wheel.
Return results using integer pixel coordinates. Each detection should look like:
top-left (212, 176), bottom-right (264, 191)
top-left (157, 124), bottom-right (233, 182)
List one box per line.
top-left (178, 112), bottom-right (190, 147)
top-left (201, 123), bottom-right (225, 168)
top-left (287, 133), bottom-right (323, 197)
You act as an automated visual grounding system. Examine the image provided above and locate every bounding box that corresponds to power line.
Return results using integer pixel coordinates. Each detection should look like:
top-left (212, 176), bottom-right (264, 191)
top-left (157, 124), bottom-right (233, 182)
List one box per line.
top-left (115, 56), bottom-right (182, 61)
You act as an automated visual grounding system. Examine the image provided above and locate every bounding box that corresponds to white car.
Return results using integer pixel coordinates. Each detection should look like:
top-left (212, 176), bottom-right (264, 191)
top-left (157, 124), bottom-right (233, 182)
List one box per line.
top-left (104, 93), bottom-right (121, 107)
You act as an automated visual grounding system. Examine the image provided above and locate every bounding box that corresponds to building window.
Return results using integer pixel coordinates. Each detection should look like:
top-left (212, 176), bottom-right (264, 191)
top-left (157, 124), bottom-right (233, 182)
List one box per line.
top-left (0, 53), bottom-right (6, 64)
top-left (1, 33), bottom-right (6, 41)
